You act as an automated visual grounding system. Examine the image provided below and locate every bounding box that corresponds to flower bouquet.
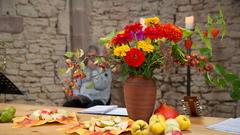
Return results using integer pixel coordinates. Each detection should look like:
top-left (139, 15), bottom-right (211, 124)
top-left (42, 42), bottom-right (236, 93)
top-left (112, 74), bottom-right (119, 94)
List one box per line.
top-left (99, 9), bottom-right (240, 100)
top-left (97, 9), bottom-right (240, 120)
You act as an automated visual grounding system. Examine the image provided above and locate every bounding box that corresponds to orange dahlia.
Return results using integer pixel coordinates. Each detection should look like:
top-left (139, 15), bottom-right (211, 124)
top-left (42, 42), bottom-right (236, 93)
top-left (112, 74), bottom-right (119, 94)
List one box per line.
top-left (163, 24), bottom-right (183, 43)
top-left (124, 48), bottom-right (145, 67)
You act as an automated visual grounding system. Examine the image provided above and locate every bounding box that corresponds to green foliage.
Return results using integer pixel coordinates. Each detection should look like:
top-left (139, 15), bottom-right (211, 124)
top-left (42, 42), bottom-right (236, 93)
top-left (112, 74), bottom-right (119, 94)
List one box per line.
top-left (214, 64), bottom-right (225, 74)
top-left (100, 31), bottom-right (115, 45)
top-left (199, 48), bottom-right (211, 57)
top-left (74, 49), bottom-right (84, 58)
top-left (181, 28), bottom-right (193, 39)
top-left (216, 6), bottom-right (226, 40)
top-left (206, 66), bottom-right (240, 99)
top-left (64, 51), bottom-right (74, 58)
top-left (172, 45), bottom-right (186, 63)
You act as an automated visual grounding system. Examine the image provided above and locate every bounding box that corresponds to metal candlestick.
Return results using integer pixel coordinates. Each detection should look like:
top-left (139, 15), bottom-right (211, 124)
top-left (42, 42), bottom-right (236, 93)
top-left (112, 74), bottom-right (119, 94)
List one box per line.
top-left (187, 47), bottom-right (191, 96)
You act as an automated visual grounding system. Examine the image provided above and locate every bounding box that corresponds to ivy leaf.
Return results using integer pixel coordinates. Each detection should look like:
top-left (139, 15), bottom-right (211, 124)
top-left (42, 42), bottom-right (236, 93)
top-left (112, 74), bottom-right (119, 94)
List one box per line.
top-left (214, 64), bottom-right (225, 75)
top-left (64, 51), bottom-right (74, 58)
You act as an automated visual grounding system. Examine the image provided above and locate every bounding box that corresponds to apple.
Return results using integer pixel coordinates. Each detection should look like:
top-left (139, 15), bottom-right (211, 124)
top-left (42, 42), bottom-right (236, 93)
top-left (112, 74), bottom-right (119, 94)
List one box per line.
top-left (131, 120), bottom-right (149, 135)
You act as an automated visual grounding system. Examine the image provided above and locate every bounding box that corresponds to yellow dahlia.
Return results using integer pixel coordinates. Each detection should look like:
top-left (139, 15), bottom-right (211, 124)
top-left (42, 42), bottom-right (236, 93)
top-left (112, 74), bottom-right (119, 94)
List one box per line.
top-left (137, 39), bottom-right (154, 53)
top-left (113, 45), bottom-right (130, 57)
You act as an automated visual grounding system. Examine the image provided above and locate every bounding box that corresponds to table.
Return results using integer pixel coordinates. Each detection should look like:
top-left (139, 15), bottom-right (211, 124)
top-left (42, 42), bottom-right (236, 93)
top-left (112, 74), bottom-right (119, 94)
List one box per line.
top-left (0, 103), bottom-right (233, 135)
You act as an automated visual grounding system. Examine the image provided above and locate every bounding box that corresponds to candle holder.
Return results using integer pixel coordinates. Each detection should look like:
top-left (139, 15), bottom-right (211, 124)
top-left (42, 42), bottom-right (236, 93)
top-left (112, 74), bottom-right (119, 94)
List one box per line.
top-left (181, 16), bottom-right (203, 116)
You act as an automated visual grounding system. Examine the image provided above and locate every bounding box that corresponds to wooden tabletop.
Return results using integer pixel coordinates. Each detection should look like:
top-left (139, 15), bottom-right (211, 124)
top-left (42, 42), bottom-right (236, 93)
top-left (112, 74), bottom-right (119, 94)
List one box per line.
top-left (0, 103), bottom-right (233, 135)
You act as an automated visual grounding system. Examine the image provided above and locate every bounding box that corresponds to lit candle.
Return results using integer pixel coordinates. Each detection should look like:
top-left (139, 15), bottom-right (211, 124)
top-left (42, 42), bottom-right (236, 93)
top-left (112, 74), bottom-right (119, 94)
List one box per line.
top-left (185, 16), bottom-right (194, 30)
top-left (139, 17), bottom-right (146, 29)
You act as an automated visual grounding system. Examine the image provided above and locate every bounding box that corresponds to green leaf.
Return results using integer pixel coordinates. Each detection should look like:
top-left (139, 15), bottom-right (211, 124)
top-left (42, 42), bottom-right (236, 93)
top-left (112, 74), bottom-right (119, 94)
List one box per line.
top-left (181, 28), bottom-right (193, 39)
top-left (117, 73), bottom-right (129, 81)
top-left (223, 72), bottom-right (238, 83)
top-left (199, 61), bottom-right (206, 68)
top-left (172, 45), bottom-right (186, 63)
top-left (64, 51), bottom-right (74, 58)
top-left (195, 25), bottom-right (212, 51)
top-left (78, 62), bottom-right (86, 70)
top-left (219, 78), bottom-right (227, 88)
top-left (94, 56), bottom-right (102, 64)
top-left (214, 64), bottom-right (225, 75)
top-left (99, 31), bottom-right (115, 45)
top-left (230, 80), bottom-right (240, 100)
top-left (74, 49), bottom-right (84, 58)
top-left (217, 6), bottom-right (226, 40)
top-left (200, 48), bottom-right (211, 57)
top-left (204, 72), bottom-right (212, 83)
top-left (208, 15), bottom-right (213, 25)
top-left (191, 43), bottom-right (198, 49)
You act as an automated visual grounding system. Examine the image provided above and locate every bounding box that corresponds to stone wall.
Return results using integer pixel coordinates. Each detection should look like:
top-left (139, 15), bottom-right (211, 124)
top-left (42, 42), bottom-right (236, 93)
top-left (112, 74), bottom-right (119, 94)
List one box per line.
top-left (0, 0), bottom-right (70, 106)
top-left (89, 0), bottom-right (240, 117)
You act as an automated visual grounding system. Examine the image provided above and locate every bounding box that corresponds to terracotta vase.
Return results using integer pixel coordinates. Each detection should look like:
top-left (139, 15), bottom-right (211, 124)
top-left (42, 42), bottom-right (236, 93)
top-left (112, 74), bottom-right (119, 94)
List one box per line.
top-left (123, 76), bottom-right (156, 121)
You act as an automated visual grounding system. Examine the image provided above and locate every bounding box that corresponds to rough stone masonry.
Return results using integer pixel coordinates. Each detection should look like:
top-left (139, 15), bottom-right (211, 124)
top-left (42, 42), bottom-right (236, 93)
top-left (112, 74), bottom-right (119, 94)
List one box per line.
top-left (0, 0), bottom-right (70, 106)
top-left (0, 0), bottom-right (240, 117)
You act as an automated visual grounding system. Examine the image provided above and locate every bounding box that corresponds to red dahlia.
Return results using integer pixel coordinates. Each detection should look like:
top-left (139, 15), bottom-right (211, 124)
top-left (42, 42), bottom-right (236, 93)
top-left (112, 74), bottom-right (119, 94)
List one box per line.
top-left (112, 32), bottom-right (133, 45)
top-left (143, 24), bottom-right (164, 40)
top-left (124, 48), bottom-right (145, 67)
top-left (163, 24), bottom-right (183, 43)
top-left (124, 23), bottom-right (143, 33)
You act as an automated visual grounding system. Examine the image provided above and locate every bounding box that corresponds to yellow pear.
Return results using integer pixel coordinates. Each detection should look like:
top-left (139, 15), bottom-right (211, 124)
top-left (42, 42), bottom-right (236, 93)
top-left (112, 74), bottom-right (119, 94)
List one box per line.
top-left (176, 115), bottom-right (191, 131)
top-left (131, 120), bottom-right (149, 135)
